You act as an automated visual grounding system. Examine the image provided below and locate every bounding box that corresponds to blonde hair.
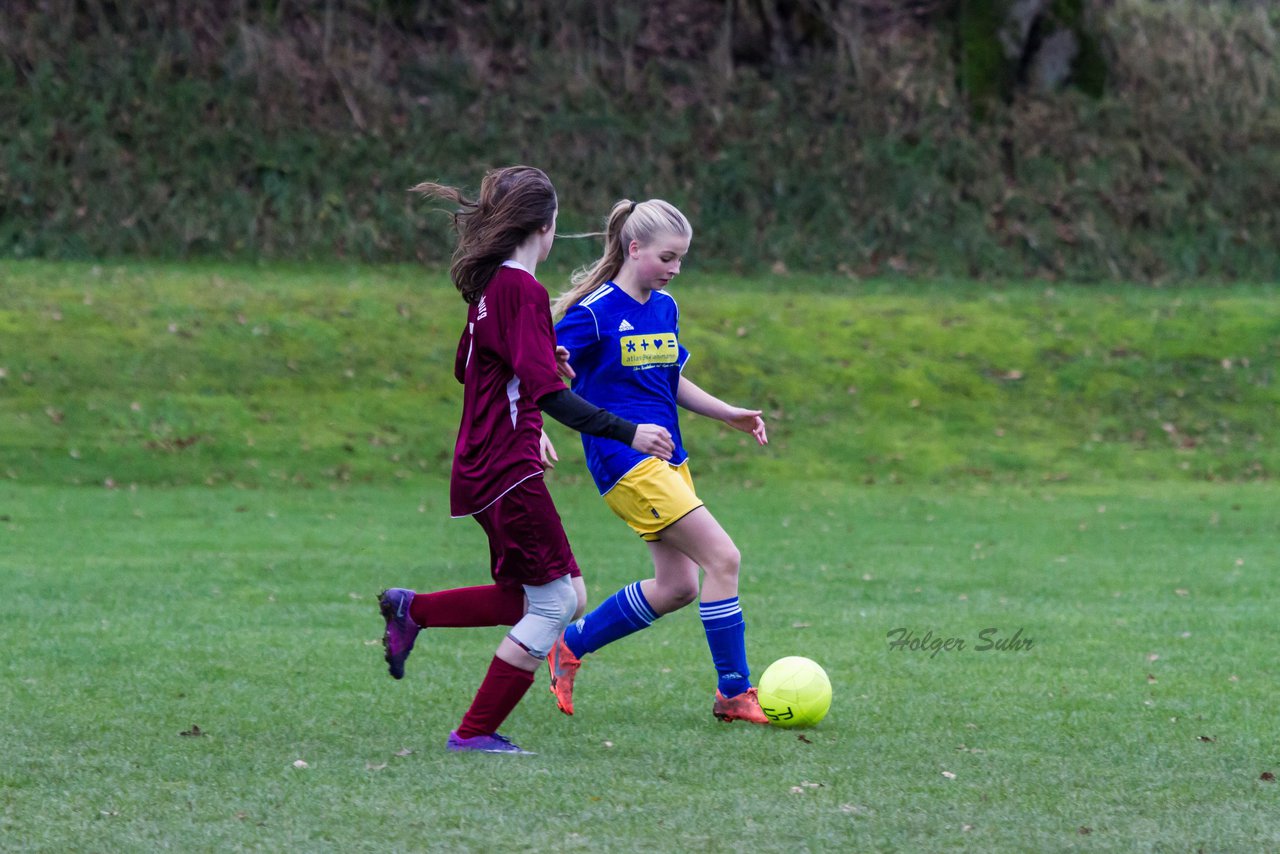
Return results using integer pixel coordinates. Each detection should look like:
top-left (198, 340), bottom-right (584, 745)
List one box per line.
top-left (410, 166), bottom-right (557, 304)
top-left (552, 199), bottom-right (692, 317)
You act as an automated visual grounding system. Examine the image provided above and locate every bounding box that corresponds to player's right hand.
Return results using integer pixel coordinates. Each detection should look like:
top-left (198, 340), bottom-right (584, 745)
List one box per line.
top-left (632, 424), bottom-right (675, 461)
top-left (554, 345), bottom-right (575, 381)
top-left (539, 429), bottom-right (559, 469)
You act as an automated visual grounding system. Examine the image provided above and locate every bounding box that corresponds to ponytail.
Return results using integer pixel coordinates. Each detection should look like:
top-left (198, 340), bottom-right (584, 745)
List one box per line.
top-left (552, 200), bottom-right (633, 317)
top-left (552, 198), bottom-right (692, 318)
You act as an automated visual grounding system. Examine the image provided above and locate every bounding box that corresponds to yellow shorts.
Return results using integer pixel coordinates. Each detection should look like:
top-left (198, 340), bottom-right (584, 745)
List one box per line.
top-left (603, 458), bottom-right (703, 542)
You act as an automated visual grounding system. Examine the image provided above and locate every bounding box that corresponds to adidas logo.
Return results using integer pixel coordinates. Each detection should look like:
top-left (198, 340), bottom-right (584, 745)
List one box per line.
top-left (618, 319), bottom-right (634, 332)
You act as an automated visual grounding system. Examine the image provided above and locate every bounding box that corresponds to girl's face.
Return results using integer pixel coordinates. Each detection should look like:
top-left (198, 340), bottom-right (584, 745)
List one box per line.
top-left (626, 230), bottom-right (690, 292)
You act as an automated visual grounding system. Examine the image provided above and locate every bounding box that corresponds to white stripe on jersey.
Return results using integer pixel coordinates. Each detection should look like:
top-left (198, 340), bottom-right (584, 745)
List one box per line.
top-left (506, 375), bottom-right (521, 427)
top-left (580, 284), bottom-right (614, 307)
top-left (576, 284), bottom-right (616, 340)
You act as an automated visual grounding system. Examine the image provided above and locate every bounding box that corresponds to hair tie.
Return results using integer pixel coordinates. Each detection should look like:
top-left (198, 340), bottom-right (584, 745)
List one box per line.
top-left (628, 201), bottom-right (637, 214)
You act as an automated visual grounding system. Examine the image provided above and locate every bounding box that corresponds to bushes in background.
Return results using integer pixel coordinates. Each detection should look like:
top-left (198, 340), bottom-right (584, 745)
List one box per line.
top-left (1, 0), bottom-right (1277, 281)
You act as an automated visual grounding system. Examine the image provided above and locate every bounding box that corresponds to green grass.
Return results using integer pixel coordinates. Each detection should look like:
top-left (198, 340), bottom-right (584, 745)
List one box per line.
top-left (1, 478), bottom-right (1277, 851)
top-left (1, 261), bottom-right (1277, 850)
top-left (0, 260), bottom-right (1276, 487)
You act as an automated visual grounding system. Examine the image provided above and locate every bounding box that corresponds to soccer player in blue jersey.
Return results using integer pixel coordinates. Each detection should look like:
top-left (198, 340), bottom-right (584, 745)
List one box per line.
top-left (544, 198), bottom-right (771, 724)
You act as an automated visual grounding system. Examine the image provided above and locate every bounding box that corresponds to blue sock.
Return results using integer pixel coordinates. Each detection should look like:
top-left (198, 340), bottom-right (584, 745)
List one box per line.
top-left (563, 581), bottom-right (658, 658)
top-left (700, 597), bottom-right (751, 698)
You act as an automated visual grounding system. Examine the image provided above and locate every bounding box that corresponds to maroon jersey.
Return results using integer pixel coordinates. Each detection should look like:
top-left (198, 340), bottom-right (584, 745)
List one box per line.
top-left (449, 262), bottom-right (563, 517)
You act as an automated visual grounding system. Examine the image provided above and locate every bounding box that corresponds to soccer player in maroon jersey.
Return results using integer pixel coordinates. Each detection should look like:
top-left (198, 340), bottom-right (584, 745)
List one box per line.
top-left (378, 166), bottom-right (675, 754)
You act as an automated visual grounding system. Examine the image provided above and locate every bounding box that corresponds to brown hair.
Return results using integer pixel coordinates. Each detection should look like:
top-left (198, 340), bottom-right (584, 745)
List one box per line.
top-left (411, 166), bottom-right (558, 304)
top-left (552, 198), bottom-right (692, 318)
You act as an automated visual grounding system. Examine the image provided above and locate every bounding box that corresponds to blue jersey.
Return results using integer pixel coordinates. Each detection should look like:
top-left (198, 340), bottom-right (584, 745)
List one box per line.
top-left (555, 283), bottom-right (691, 494)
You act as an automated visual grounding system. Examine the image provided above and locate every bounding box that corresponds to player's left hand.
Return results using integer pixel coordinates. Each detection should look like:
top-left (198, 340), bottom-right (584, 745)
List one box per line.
top-left (540, 429), bottom-right (559, 468)
top-left (554, 346), bottom-right (575, 380)
top-left (724, 409), bottom-right (768, 446)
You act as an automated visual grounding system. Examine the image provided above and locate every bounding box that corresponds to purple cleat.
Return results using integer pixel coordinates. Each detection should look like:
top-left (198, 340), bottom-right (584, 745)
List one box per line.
top-left (446, 731), bottom-right (535, 755)
top-left (378, 588), bottom-right (420, 680)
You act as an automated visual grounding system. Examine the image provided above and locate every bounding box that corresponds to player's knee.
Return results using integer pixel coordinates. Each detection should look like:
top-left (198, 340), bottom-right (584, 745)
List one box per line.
top-left (508, 576), bottom-right (577, 659)
top-left (529, 575), bottom-right (577, 626)
top-left (551, 580), bottom-right (578, 628)
top-left (663, 578), bottom-right (699, 610)
top-left (703, 543), bottom-right (741, 580)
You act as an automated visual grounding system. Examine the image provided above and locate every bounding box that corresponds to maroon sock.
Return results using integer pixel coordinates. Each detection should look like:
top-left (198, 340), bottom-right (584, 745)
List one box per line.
top-left (410, 585), bottom-right (525, 628)
top-left (455, 656), bottom-right (536, 739)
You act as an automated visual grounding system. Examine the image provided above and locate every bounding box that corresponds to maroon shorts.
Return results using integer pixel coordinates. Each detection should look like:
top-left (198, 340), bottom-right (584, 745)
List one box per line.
top-left (473, 476), bottom-right (581, 589)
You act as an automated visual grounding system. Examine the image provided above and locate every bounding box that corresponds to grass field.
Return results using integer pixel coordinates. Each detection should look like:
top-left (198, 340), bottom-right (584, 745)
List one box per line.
top-left (1, 478), bottom-right (1277, 851)
top-left (1, 261), bottom-right (1276, 850)
top-left (1, 260), bottom-right (1276, 487)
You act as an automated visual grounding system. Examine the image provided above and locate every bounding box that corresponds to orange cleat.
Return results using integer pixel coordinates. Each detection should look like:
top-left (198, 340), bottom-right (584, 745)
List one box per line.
top-left (713, 687), bottom-right (771, 725)
top-left (546, 633), bottom-right (581, 716)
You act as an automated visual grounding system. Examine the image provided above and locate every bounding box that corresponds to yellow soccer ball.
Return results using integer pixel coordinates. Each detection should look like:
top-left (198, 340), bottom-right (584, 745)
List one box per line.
top-left (757, 656), bottom-right (832, 728)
